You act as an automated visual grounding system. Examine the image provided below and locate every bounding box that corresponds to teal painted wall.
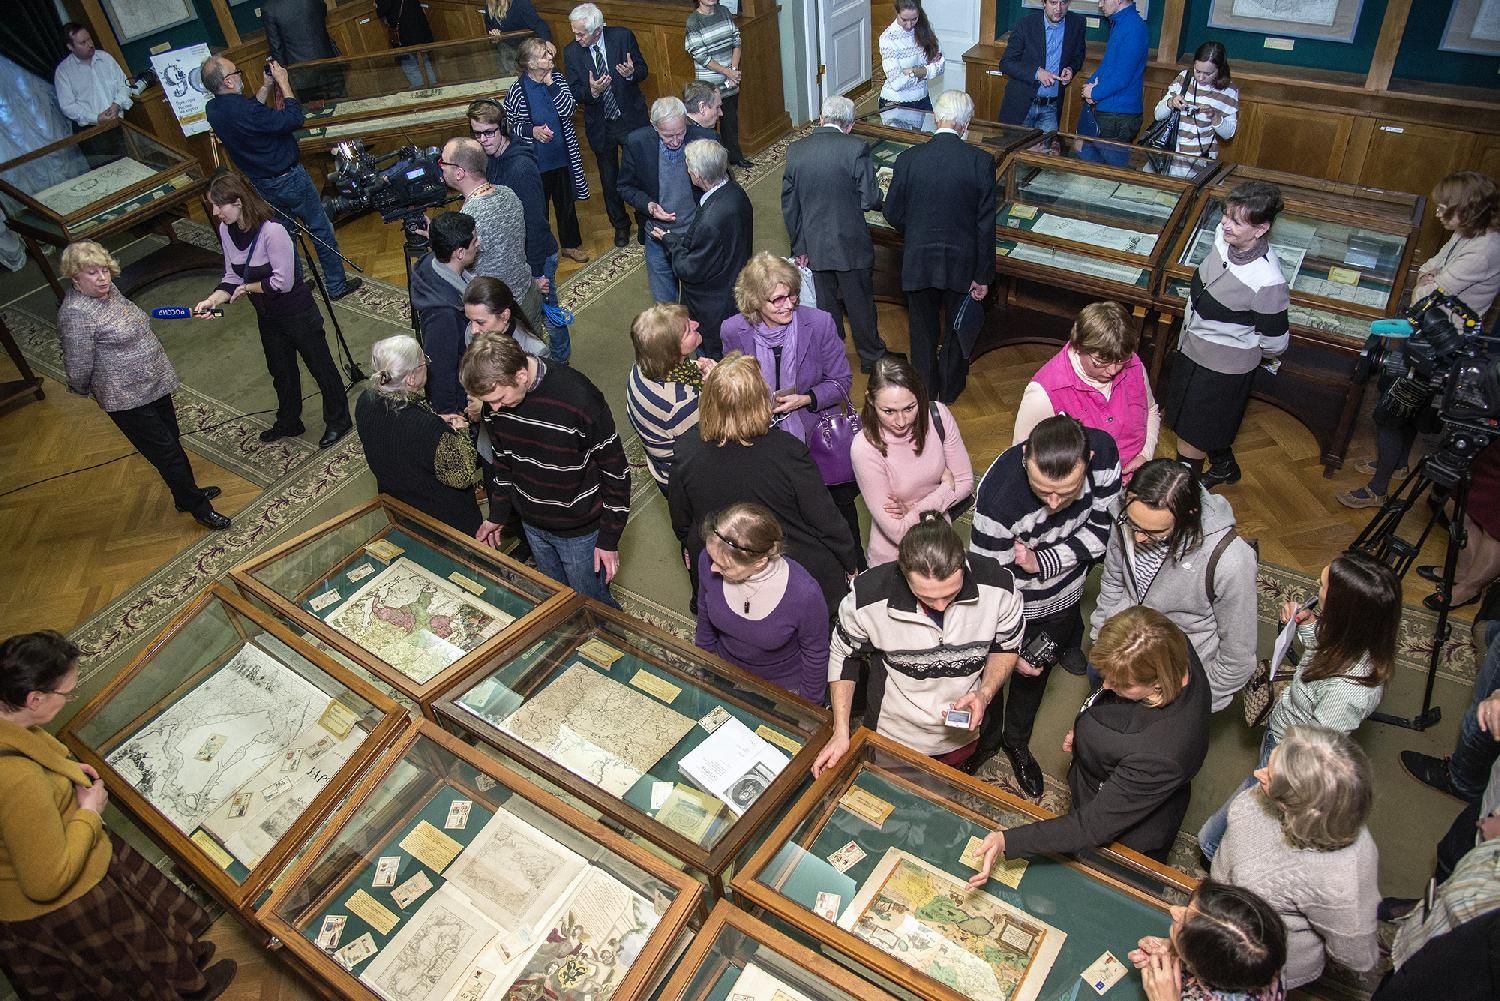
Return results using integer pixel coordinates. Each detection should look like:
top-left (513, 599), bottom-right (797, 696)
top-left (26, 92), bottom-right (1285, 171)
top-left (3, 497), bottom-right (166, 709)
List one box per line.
top-left (117, 1), bottom-right (227, 77)
top-left (1178, 0), bottom-right (1390, 73)
top-left (1393, 1), bottom-right (1500, 89)
top-left (994, 1), bottom-right (1165, 48)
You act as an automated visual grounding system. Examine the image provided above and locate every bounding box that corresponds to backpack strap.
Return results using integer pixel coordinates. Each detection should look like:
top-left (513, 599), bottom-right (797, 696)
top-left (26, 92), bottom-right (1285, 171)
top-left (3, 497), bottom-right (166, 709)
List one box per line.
top-left (1204, 527), bottom-right (1238, 606)
top-left (929, 402), bottom-right (946, 443)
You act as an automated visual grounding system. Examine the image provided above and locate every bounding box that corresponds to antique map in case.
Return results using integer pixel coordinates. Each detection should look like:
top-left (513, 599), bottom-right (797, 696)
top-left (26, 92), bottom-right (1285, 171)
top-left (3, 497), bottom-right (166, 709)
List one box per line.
top-left (324, 557), bottom-right (513, 684)
top-left (105, 641), bottom-right (350, 834)
top-left (839, 849), bottom-right (1065, 1001)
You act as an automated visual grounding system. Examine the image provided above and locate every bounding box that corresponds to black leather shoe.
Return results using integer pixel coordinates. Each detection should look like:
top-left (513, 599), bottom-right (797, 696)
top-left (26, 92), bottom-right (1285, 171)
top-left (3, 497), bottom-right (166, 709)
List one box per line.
top-left (176, 486), bottom-right (221, 513)
top-left (1059, 647), bottom-right (1089, 676)
top-left (1399, 750), bottom-right (1464, 800)
top-left (614, 228), bottom-right (631, 248)
top-left (733, 157), bottom-right (756, 168)
top-left (1002, 743), bottom-right (1045, 798)
top-left (329, 276), bottom-right (363, 301)
top-left (1425, 591), bottom-right (1479, 612)
top-left (319, 423), bottom-right (353, 449)
top-left (1416, 564), bottom-right (1443, 584)
top-left (1199, 460), bottom-right (1241, 488)
top-left (258, 425), bottom-right (303, 443)
top-left (194, 509), bottom-right (231, 530)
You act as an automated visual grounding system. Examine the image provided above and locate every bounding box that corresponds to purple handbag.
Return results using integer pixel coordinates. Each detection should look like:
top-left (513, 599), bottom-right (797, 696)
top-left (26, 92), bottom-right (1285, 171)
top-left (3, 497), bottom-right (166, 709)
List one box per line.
top-left (806, 386), bottom-right (861, 486)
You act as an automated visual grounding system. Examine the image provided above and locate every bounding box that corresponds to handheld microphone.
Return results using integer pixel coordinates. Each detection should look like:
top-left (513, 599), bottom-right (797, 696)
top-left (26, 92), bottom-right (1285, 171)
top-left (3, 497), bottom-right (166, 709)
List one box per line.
top-left (1369, 318), bottom-right (1414, 338)
top-left (151, 306), bottom-right (221, 319)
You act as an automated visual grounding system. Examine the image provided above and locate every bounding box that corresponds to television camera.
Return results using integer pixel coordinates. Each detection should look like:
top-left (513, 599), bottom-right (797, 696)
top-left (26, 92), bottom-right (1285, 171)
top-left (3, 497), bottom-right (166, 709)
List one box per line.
top-left (321, 141), bottom-right (451, 241)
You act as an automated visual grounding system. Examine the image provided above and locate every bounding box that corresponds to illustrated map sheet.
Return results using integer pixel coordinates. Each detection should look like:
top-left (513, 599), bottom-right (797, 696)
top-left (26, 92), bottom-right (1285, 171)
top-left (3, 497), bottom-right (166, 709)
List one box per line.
top-left (324, 557), bottom-right (512, 684)
top-left (499, 661), bottom-right (695, 796)
top-left (1004, 243), bottom-right (1147, 286)
top-left (105, 642), bottom-right (340, 834)
top-left (839, 848), bottom-right (1066, 1001)
top-left (362, 884), bottom-right (499, 1001)
top-left (1031, 214), bottom-right (1158, 256)
top-left (728, 962), bottom-right (818, 1001)
top-left (35, 158), bottom-right (158, 217)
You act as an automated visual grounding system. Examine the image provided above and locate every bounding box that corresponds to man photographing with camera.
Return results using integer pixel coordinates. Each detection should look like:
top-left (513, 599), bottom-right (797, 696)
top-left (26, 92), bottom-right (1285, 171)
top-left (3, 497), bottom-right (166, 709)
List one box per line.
top-left (202, 55), bottom-right (362, 301)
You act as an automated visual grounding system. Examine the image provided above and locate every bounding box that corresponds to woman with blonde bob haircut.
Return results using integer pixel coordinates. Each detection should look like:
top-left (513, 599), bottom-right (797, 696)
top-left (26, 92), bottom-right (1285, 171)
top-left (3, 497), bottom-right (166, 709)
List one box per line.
top-left (969, 606), bottom-right (1211, 878)
top-left (671, 353), bottom-right (860, 614)
top-left (1211, 725), bottom-right (1380, 989)
top-left (722, 251), bottom-right (859, 553)
top-left (626, 304), bottom-right (711, 491)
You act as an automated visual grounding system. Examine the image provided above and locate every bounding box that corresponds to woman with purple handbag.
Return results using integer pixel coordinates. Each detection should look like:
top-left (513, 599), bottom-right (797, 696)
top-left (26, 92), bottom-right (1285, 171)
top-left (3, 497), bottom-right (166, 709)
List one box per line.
top-left (721, 252), bottom-right (864, 563)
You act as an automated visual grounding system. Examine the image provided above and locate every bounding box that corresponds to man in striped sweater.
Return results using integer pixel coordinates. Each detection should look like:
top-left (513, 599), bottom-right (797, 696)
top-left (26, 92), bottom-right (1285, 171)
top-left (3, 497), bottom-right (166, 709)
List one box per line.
top-left (460, 335), bottom-right (630, 607)
top-left (969, 415), bottom-right (1121, 795)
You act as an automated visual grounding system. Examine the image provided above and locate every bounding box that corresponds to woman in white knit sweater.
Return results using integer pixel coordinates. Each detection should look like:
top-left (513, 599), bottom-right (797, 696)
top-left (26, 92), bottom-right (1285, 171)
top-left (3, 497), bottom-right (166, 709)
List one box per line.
top-left (878, 0), bottom-right (943, 110)
top-left (1211, 726), bottom-right (1381, 991)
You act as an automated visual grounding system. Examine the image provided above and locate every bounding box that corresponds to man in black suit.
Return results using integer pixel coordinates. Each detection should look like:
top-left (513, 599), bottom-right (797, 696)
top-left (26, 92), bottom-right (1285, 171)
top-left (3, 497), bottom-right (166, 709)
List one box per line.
top-left (262, 0), bottom-right (343, 102)
top-left (618, 97), bottom-right (721, 304)
top-left (997, 0), bottom-right (1086, 131)
top-left (883, 90), bottom-right (996, 404)
top-left (652, 139), bottom-right (752, 360)
top-left (565, 3), bottom-right (650, 248)
top-left (782, 94), bottom-right (890, 373)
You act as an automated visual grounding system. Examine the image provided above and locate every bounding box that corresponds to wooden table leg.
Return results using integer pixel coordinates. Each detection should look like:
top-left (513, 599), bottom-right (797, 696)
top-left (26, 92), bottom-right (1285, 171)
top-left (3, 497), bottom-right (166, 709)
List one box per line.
top-left (0, 313), bottom-right (45, 412)
top-left (23, 235), bottom-right (66, 303)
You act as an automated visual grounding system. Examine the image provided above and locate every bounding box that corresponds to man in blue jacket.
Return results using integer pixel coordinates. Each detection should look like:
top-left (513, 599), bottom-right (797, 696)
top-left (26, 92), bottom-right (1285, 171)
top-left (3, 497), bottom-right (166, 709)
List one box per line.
top-left (1082, 0), bottom-right (1147, 143)
top-left (998, 0), bottom-right (1086, 131)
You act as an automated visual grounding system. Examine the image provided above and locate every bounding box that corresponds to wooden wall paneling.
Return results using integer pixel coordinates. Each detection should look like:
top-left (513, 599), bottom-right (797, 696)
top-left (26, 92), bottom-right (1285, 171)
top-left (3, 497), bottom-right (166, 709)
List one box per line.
top-left (1474, 133), bottom-right (1500, 179)
top-left (1234, 104), bottom-right (1353, 180)
top-left (1348, 121), bottom-right (1475, 260)
top-left (423, 2), bottom-right (487, 39)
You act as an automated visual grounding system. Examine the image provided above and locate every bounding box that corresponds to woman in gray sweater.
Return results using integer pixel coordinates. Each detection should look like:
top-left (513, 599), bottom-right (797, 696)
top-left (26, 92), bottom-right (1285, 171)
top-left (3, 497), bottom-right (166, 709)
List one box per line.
top-left (1210, 726), bottom-right (1381, 991)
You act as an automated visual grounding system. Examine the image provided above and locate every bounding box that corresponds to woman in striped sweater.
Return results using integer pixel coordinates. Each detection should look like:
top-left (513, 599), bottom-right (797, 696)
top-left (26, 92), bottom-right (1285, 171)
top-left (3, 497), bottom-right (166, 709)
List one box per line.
top-left (504, 38), bottom-right (590, 263)
top-left (626, 304), bottom-right (713, 495)
top-left (1153, 41), bottom-right (1239, 160)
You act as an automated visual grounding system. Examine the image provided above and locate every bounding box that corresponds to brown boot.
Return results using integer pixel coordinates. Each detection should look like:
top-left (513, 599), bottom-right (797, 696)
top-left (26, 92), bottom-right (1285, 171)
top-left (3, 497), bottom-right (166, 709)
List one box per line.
top-left (560, 247), bottom-right (590, 263)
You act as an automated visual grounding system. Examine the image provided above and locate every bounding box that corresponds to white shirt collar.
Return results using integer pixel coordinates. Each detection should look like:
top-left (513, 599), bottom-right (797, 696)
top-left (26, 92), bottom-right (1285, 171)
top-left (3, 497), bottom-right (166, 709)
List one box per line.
top-left (699, 178), bottom-right (729, 203)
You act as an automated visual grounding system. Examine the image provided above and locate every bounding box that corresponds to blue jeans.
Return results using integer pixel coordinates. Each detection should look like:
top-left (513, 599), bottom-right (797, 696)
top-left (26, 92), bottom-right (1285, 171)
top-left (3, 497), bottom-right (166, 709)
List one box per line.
top-left (1021, 101), bottom-right (1059, 132)
top-left (253, 166), bottom-right (350, 294)
top-left (521, 523), bottom-right (618, 608)
top-left (540, 252), bottom-right (571, 364)
top-left (644, 236), bottom-right (679, 304)
top-left (1451, 620), bottom-right (1500, 799)
top-left (1198, 728), bottom-right (1279, 862)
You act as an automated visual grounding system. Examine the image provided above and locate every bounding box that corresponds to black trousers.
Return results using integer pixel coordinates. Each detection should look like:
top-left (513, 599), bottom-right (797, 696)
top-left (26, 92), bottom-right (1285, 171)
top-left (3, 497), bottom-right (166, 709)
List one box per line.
top-left (905, 287), bottom-right (969, 404)
top-left (720, 91), bottom-right (745, 162)
top-left (1093, 111), bottom-right (1142, 143)
top-left (593, 117), bottom-right (636, 233)
top-left (976, 602), bottom-right (1084, 760)
top-left (540, 165), bottom-right (583, 250)
top-left (828, 480), bottom-right (867, 572)
top-left (259, 306), bottom-right (350, 433)
top-left (814, 267), bottom-right (885, 370)
top-left (107, 394), bottom-right (210, 516)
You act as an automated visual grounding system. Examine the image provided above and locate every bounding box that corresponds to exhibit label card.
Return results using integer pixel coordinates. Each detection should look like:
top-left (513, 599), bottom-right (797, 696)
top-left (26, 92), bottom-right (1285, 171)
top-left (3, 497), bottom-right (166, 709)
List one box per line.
top-left (364, 538), bottom-right (405, 563)
top-left (960, 835), bottom-right (1029, 888)
top-left (399, 819), bottom-right (463, 872)
top-left (318, 699), bottom-right (359, 739)
top-left (577, 638), bottom-right (624, 666)
top-left (346, 889), bottom-right (399, 935)
top-left (447, 571), bottom-right (486, 596)
top-left (189, 830), bottom-right (234, 870)
top-left (629, 669), bottom-right (681, 704)
top-left (347, 563), bottom-right (376, 582)
top-left (839, 788), bottom-right (894, 829)
top-left (308, 589), bottom-right (341, 612)
top-left (755, 725), bottom-right (804, 755)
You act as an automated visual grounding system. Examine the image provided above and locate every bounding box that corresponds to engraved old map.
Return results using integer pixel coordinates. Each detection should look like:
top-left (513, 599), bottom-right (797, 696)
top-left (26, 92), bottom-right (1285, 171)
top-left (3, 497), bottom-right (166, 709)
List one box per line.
top-left (839, 849), bottom-right (1066, 1001)
top-left (361, 884), bottom-right (499, 1001)
top-left (324, 558), bottom-right (512, 684)
top-left (500, 662), bottom-right (695, 796)
top-left (106, 643), bottom-right (335, 833)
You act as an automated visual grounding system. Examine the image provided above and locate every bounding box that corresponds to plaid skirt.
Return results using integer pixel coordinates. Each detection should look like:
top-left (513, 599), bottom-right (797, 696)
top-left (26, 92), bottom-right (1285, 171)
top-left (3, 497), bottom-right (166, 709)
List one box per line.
top-left (0, 838), bottom-right (213, 1000)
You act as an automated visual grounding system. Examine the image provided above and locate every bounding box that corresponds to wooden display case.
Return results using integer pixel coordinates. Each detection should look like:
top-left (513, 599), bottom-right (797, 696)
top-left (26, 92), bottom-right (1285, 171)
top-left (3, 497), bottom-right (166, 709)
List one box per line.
top-left (0, 119), bottom-right (218, 300)
top-left (432, 597), bottom-right (832, 901)
top-left (1156, 167), bottom-right (1423, 471)
top-left (258, 719), bottom-right (701, 1001)
top-left (656, 900), bottom-right (904, 1001)
top-left (732, 729), bottom-right (1197, 1001)
top-left (229, 496), bottom-right (571, 718)
top-left (60, 584), bottom-right (407, 927)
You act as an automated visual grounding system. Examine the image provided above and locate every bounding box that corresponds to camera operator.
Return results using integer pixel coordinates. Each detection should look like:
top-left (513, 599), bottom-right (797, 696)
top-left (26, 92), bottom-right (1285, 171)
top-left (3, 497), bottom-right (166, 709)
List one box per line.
top-left (201, 56), bottom-right (361, 301)
top-left (1338, 171), bottom-right (1500, 510)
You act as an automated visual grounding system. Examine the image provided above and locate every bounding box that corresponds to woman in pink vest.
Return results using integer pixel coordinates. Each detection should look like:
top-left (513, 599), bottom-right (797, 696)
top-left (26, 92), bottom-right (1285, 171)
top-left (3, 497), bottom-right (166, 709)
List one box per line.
top-left (1013, 301), bottom-right (1158, 481)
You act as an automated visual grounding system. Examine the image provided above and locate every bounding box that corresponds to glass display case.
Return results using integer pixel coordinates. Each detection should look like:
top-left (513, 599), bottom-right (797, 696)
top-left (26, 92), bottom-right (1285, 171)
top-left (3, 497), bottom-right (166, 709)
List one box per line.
top-left (656, 900), bottom-right (905, 1001)
top-left (433, 598), bottom-right (831, 900)
top-left (60, 584), bottom-right (406, 923)
top-left (290, 33), bottom-right (531, 166)
top-left (732, 730), bottom-right (1196, 1001)
top-left (0, 120), bottom-right (217, 300)
top-left (258, 719), bottom-right (701, 1001)
top-left (230, 496), bottom-right (571, 718)
top-left (1157, 171), bottom-right (1422, 470)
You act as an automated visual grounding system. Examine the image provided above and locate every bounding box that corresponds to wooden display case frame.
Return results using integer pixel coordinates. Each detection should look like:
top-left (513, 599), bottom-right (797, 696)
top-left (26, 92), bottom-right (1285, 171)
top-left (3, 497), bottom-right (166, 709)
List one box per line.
top-left (230, 495), bottom-right (573, 719)
top-left (851, 109), bottom-right (1040, 165)
top-left (1155, 174), bottom-right (1423, 472)
top-left (60, 583), bottom-right (409, 928)
top-left (731, 729), bottom-right (1199, 1001)
top-left (432, 595), bottom-right (833, 901)
top-left (257, 718), bottom-right (703, 1001)
top-left (656, 900), bottom-right (905, 1001)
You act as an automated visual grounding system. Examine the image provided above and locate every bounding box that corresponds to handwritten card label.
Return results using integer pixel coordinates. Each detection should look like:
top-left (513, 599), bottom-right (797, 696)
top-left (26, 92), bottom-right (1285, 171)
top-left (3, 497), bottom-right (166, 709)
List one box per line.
top-left (1327, 266), bottom-right (1361, 286)
top-left (629, 670), bottom-right (681, 704)
top-left (318, 699), bottom-right (359, 739)
top-left (577, 638), bottom-right (624, 666)
top-left (347, 563), bottom-right (376, 582)
top-left (447, 571), bottom-right (486, 596)
top-left (1009, 204), bottom-right (1038, 220)
top-left (755, 725), bottom-right (804, 755)
top-left (309, 589), bottom-right (341, 612)
top-left (346, 889), bottom-right (399, 935)
top-left (190, 830), bottom-right (234, 870)
top-left (398, 820), bottom-right (462, 873)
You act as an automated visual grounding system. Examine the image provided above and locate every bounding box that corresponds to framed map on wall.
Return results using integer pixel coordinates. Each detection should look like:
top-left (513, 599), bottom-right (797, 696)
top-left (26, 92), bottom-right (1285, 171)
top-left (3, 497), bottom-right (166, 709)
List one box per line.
top-left (1442, 0), bottom-right (1500, 55)
top-left (101, 0), bottom-right (196, 43)
top-left (1022, 0), bottom-right (1150, 18)
top-left (1207, 0), bottom-right (1364, 43)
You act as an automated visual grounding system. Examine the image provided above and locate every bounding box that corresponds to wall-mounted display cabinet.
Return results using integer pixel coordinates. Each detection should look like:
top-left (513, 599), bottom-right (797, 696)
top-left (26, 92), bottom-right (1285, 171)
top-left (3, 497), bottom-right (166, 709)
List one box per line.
top-left (230, 496), bottom-right (571, 718)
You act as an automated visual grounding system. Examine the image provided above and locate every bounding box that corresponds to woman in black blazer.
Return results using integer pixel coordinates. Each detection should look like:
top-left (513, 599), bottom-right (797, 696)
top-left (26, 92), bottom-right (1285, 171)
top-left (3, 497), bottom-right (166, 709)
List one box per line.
top-left (670, 353), bottom-right (861, 614)
top-left (968, 606), bottom-right (1211, 878)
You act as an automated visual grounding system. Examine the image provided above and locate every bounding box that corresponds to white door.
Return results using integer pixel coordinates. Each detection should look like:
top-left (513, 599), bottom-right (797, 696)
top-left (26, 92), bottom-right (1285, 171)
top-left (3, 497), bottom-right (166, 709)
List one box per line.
top-left (818, 0), bottom-right (871, 100)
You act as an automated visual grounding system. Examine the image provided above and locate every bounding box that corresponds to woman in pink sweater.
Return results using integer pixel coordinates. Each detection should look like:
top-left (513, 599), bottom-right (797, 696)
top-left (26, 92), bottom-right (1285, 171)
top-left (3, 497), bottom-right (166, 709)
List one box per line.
top-left (851, 355), bottom-right (973, 566)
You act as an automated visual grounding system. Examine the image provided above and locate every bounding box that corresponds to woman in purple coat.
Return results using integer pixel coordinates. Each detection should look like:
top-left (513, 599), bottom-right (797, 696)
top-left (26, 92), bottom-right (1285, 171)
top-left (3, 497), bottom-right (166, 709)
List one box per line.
top-left (695, 503), bottom-right (829, 704)
top-left (720, 253), bottom-right (860, 559)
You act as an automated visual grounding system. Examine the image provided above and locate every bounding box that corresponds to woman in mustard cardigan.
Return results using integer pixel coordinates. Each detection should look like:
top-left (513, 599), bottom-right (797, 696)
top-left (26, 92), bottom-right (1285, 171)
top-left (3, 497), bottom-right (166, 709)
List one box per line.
top-left (0, 631), bottom-right (235, 1000)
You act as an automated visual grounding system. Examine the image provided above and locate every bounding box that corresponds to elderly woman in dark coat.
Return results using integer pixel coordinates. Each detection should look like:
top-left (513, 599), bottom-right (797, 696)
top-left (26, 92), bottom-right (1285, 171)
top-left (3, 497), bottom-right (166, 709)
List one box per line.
top-left (57, 240), bottom-right (229, 530)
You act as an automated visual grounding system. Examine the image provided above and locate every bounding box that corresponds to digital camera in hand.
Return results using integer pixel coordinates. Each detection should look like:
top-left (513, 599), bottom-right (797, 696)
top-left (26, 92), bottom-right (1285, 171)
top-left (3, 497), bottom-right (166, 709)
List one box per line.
top-left (1021, 631), bottom-right (1059, 671)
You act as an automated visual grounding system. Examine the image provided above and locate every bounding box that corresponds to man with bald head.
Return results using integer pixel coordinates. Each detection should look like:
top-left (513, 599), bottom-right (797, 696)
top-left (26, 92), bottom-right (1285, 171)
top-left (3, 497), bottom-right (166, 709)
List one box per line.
top-left (202, 55), bottom-right (360, 299)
